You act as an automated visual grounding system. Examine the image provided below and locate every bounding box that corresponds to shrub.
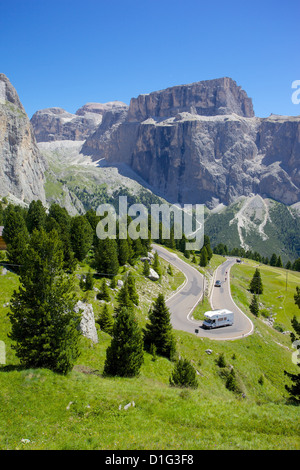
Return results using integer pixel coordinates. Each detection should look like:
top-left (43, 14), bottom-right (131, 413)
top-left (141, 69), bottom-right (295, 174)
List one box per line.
top-left (169, 358), bottom-right (198, 389)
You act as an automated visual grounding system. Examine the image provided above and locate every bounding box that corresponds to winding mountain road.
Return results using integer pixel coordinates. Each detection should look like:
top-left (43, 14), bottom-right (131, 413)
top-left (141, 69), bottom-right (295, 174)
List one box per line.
top-left (153, 245), bottom-right (254, 340)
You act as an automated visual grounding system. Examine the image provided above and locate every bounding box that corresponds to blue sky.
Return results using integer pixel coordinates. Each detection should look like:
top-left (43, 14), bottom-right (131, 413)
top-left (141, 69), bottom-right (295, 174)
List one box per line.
top-left (0, 0), bottom-right (299, 118)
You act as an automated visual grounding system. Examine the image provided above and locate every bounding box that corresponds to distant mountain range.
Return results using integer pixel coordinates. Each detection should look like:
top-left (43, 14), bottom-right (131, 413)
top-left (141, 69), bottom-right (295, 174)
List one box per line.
top-left (0, 73), bottom-right (299, 260)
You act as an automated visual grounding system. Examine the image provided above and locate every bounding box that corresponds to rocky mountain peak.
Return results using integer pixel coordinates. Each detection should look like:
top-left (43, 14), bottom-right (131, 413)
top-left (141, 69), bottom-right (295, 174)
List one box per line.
top-left (0, 73), bottom-right (46, 204)
top-left (127, 77), bottom-right (254, 122)
top-left (75, 101), bottom-right (128, 117)
top-left (0, 73), bottom-right (25, 111)
top-left (31, 101), bottom-right (129, 143)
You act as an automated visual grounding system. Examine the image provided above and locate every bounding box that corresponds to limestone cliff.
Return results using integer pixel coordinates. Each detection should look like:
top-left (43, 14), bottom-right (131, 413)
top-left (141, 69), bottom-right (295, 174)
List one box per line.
top-left (0, 73), bottom-right (46, 204)
top-left (81, 78), bottom-right (299, 207)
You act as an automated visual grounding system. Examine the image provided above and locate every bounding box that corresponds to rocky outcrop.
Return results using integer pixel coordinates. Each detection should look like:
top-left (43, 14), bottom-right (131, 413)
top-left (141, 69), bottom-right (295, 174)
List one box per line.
top-left (81, 105), bottom-right (129, 157)
top-left (82, 78), bottom-right (299, 207)
top-left (30, 107), bottom-right (102, 142)
top-left (0, 73), bottom-right (46, 204)
top-left (31, 101), bottom-right (128, 143)
top-left (74, 300), bottom-right (98, 343)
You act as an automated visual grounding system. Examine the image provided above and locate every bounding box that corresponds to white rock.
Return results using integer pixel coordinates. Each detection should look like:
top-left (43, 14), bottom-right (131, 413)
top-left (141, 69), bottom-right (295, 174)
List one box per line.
top-left (148, 268), bottom-right (159, 281)
top-left (74, 301), bottom-right (98, 343)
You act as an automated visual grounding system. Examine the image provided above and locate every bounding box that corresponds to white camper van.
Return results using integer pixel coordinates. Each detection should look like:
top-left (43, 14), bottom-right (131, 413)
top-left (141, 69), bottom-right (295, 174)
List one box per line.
top-left (202, 309), bottom-right (234, 329)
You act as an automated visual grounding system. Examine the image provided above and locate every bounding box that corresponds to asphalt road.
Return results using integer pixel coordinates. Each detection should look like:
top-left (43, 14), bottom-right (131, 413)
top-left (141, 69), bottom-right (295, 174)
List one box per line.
top-left (153, 245), bottom-right (254, 340)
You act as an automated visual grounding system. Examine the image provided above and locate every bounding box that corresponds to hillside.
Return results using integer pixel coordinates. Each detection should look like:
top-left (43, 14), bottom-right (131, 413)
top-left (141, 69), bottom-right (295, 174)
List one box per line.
top-left (1, 250), bottom-right (299, 450)
top-left (205, 195), bottom-right (300, 262)
top-left (39, 140), bottom-right (166, 215)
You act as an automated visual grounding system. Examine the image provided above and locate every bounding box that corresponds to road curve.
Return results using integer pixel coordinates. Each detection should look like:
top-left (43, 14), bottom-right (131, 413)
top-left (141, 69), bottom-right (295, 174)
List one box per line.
top-left (153, 245), bottom-right (254, 340)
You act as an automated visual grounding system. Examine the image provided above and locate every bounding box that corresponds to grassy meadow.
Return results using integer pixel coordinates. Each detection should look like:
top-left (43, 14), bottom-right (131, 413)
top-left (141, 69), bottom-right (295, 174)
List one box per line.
top-left (0, 253), bottom-right (299, 450)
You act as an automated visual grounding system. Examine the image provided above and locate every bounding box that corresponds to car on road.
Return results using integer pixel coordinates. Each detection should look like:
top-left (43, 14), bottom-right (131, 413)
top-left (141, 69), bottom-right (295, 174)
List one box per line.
top-left (214, 280), bottom-right (221, 287)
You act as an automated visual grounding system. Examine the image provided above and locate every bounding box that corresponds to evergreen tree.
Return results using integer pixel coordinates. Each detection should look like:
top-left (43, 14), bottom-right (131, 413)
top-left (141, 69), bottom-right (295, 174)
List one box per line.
top-left (216, 353), bottom-right (227, 368)
top-left (143, 293), bottom-right (176, 360)
top-left (249, 268), bottom-right (263, 295)
top-left (97, 278), bottom-right (110, 302)
top-left (47, 203), bottom-right (71, 233)
top-left (8, 229), bottom-right (81, 374)
top-left (2, 205), bottom-right (29, 271)
top-left (276, 256), bottom-right (283, 267)
top-left (225, 368), bottom-right (238, 392)
top-left (169, 358), bottom-right (198, 388)
top-left (204, 235), bottom-right (213, 261)
top-left (295, 287), bottom-right (300, 310)
top-left (286, 261), bottom-right (292, 270)
top-left (284, 292), bottom-right (300, 402)
top-left (98, 303), bottom-right (114, 335)
top-left (118, 239), bottom-right (129, 266)
top-left (85, 270), bottom-right (94, 291)
top-left (46, 204), bottom-right (75, 272)
top-left (103, 307), bottom-right (144, 377)
top-left (199, 246), bottom-right (208, 267)
top-left (115, 281), bottom-right (134, 313)
top-left (178, 234), bottom-right (187, 254)
top-left (270, 253), bottom-right (278, 267)
top-left (152, 251), bottom-right (161, 276)
top-left (143, 260), bottom-right (150, 277)
top-left (292, 258), bottom-right (300, 272)
top-left (26, 200), bottom-right (46, 233)
top-left (249, 294), bottom-right (260, 317)
top-left (70, 215), bottom-right (93, 262)
top-left (167, 264), bottom-right (173, 276)
top-left (79, 275), bottom-right (85, 291)
top-left (95, 238), bottom-right (119, 277)
top-left (126, 271), bottom-right (139, 306)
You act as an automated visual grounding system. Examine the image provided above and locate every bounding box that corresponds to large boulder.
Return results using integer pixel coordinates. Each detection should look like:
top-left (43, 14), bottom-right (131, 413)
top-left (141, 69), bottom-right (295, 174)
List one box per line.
top-left (74, 300), bottom-right (98, 343)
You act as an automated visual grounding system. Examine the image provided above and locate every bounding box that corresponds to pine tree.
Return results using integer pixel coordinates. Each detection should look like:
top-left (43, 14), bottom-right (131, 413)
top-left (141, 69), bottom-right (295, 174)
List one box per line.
top-left (143, 260), bottom-right (150, 277)
top-left (249, 294), bottom-right (260, 317)
top-left (153, 251), bottom-right (161, 276)
top-left (199, 246), bottom-right (208, 267)
top-left (70, 215), bottom-right (93, 262)
top-left (118, 239), bottom-right (129, 266)
top-left (95, 238), bottom-right (119, 277)
top-left (284, 294), bottom-right (300, 402)
top-left (169, 358), bottom-right (198, 388)
top-left (97, 278), bottom-right (110, 302)
top-left (126, 271), bottom-right (139, 306)
top-left (167, 264), bottom-right (173, 276)
top-left (115, 281), bottom-right (134, 314)
top-left (295, 287), bottom-right (300, 310)
top-left (249, 268), bottom-right (263, 295)
top-left (204, 235), bottom-right (213, 261)
top-left (26, 200), bottom-right (46, 233)
top-left (103, 307), bottom-right (144, 377)
top-left (85, 270), bottom-right (94, 291)
top-left (46, 204), bottom-right (75, 272)
top-left (270, 253), bottom-right (277, 266)
top-left (98, 303), bottom-right (114, 335)
top-left (225, 368), bottom-right (238, 392)
top-left (143, 293), bottom-right (176, 360)
top-left (8, 229), bottom-right (81, 374)
top-left (276, 256), bottom-right (283, 267)
top-left (2, 205), bottom-right (29, 271)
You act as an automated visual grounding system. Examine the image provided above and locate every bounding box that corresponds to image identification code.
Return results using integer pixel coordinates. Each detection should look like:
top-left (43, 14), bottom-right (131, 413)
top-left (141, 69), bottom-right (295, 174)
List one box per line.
top-left (105, 454), bottom-right (194, 466)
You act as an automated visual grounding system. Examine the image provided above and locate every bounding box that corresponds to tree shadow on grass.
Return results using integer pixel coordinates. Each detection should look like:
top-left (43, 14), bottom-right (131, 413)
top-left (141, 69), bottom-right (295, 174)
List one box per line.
top-left (0, 364), bottom-right (25, 373)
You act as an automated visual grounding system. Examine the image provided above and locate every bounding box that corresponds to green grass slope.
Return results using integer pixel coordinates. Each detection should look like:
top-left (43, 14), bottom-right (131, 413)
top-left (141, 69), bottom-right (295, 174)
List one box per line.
top-left (0, 254), bottom-right (299, 450)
